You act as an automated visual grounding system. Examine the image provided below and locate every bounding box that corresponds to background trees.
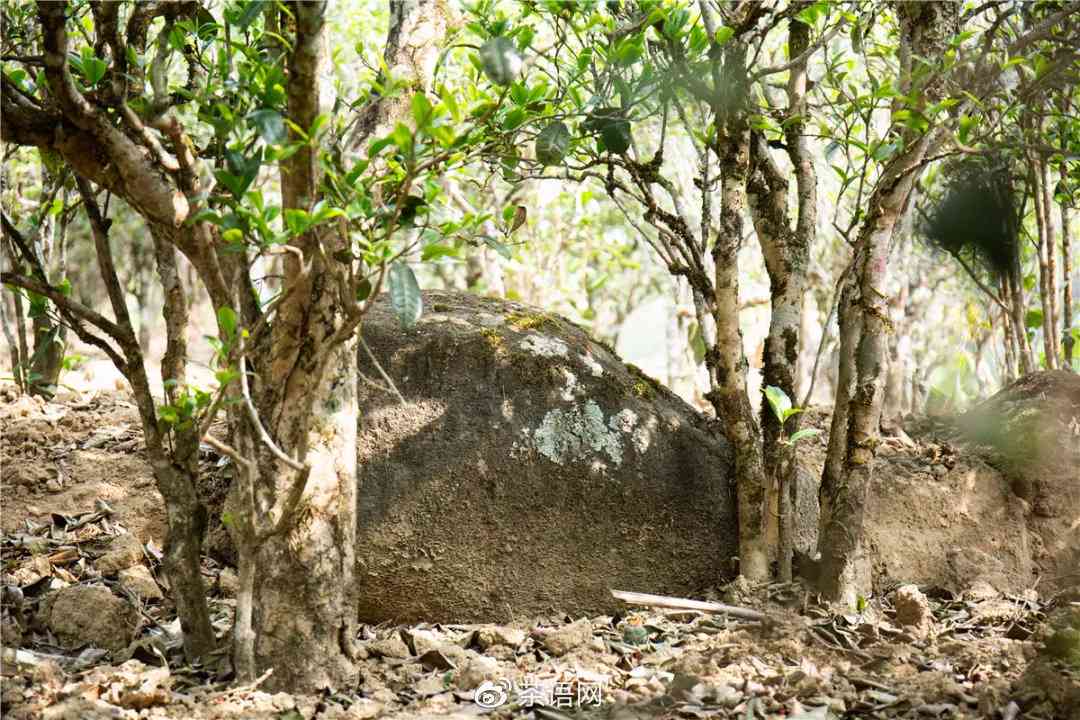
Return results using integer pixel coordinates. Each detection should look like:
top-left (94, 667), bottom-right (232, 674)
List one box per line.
top-left (2, 0), bottom-right (1078, 693)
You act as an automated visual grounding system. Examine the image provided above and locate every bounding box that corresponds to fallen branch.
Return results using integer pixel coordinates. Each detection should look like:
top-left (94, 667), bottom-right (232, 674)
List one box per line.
top-left (610, 589), bottom-right (768, 622)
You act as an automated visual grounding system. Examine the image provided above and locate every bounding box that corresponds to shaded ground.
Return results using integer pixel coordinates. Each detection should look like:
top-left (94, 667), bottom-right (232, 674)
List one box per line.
top-left (1, 373), bottom-right (1078, 718)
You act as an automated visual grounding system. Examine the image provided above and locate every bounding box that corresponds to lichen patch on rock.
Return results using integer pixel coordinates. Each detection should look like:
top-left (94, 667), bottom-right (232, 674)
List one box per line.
top-left (518, 333), bottom-right (569, 358)
top-left (529, 400), bottom-right (630, 465)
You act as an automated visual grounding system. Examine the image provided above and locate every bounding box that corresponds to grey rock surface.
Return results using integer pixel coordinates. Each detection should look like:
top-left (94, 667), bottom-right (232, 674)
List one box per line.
top-left (355, 291), bottom-right (737, 622)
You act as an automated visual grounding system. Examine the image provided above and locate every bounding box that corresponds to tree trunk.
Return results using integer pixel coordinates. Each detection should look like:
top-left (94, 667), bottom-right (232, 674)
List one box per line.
top-left (819, 265), bottom-right (858, 544)
top-left (29, 171), bottom-right (67, 397)
top-left (708, 41), bottom-right (769, 582)
top-left (224, 0), bottom-right (364, 691)
top-left (0, 291), bottom-right (24, 390)
top-left (1063, 203), bottom-right (1074, 367)
top-left (255, 346), bottom-right (357, 690)
top-left (819, 0), bottom-right (957, 606)
top-left (1029, 144), bottom-right (1060, 368)
top-left (1000, 282), bottom-right (1019, 382)
top-left (1008, 259), bottom-right (1036, 374)
top-left (147, 223), bottom-right (216, 659)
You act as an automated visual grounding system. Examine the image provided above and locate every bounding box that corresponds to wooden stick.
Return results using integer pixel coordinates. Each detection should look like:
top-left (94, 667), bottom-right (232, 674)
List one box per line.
top-left (610, 590), bottom-right (768, 622)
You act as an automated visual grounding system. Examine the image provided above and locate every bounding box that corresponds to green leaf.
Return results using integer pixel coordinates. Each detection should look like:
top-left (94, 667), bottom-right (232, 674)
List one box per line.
top-left (390, 123), bottom-right (414, 152)
top-left (502, 107), bottom-right (527, 131)
top-left (284, 208), bottom-right (312, 236)
top-left (795, 1), bottom-right (828, 26)
top-left (957, 114), bottom-right (977, 145)
top-left (411, 93), bottom-right (434, 128)
top-left (215, 368), bottom-right (239, 385)
top-left (308, 113), bottom-right (330, 140)
top-left (713, 26), bottom-right (734, 46)
top-left (764, 385), bottom-right (792, 424)
top-left (438, 84), bottom-right (461, 122)
top-left (872, 140), bottom-right (901, 162)
top-left (82, 56), bottom-right (107, 86)
top-left (217, 306), bottom-right (237, 341)
top-left (236, 0), bottom-right (266, 30)
top-left (535, 121), bottom-right (571, 165)
top-left (247, 108), bottom-right (286, 144)
top-left (688, 322), bottom-right (707, 365)
top-left (481, 235), bottom-right (513, 260)
top-left (355, 278), bottom-right (373, 302)
top-left (221, 228), bottom-right (244, 244)
top-left (788, 428), bottom-right (822, 445)
top-left (1025, 308), bottom-right (1044, 329)
top-left (421, 243), bottom-right (459, 262)
top-left (388, 263), bottom-right (423, 328)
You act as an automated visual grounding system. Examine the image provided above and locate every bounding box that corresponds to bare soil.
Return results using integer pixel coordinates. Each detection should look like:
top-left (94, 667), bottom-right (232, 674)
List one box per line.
top-left (1, 374), bottom-right (1078, 718)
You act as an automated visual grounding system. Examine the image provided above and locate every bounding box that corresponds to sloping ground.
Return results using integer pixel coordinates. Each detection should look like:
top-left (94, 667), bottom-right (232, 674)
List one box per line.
top-left (1, 371), bottom-right (1079, 717)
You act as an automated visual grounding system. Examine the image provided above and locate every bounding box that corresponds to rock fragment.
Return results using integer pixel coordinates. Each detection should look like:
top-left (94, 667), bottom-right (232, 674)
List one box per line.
top-left (534, 618), bottom-right (593, 656)
top-left (47, 585), bottom-right (137, 652)
top-left (95, 535), bottom-right (144, 575)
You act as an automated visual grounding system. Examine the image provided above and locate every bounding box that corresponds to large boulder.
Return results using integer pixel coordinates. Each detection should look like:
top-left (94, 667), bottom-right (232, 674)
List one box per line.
top-left (355, 291), bottom-right (737, 622)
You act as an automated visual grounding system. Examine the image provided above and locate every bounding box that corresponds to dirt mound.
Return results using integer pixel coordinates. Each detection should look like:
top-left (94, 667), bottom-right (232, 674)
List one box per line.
top-left (956, 370), bottom-right (1080, 593)
top-left (793, 370), bottom-right (1079, 597)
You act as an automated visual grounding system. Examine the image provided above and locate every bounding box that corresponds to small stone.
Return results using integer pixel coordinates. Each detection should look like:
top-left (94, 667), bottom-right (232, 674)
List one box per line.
top-left (408, 628), bottom-right (444, 656)
top-left (95, 534), bottom-right (144, 575)
top-left (456, 655), bottom-right (499, 690)
top-left (475, 625), bottom-right (526, 650)
top-left (534, 618), bottom-right (593, 656)
top-left (368, 633), bottom-right (411, 659)
top-left (894, 584), bottom-right (933, 637)
top-left (47, 585), bottom-right (137, 652)
top-left (962, 580), bottom-right (1000, 602)
top-left (345, 698), bottom-right (382, 719)
top-left (118, 565), bottom-right (163, 601)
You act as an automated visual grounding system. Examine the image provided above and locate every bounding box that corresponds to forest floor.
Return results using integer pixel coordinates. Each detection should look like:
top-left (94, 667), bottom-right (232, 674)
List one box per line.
top-left (1, 376), bottom-right (1078, 719)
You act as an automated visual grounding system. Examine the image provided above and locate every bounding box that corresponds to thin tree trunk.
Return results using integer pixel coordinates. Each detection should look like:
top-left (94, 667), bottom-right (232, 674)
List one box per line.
top-left (29, 184), bottom-right (66, 396)
top-left (819, 0), bottom-right (957, 606)
top-left (0, 291), bottom-right (23, 390)
top-left (1040, 157), bottom-right (1059, 365)
top-left (1029, 146), bottom-right (1060, 368)
top-left (1061, 203), bottom-right (1074, 367)
top-left (755, 7), bottom-right (816, 583)
top-left (149, 225), bottom-right (216, 659)
top-left (707, 40), bottom-right (769, 582)
top-left (1008, 257), bottom-right (1036, 373)
top-left (11, 268), bottom-right (29, 389)
top-left (1000, 280), bottom-right (1018, 382)
top-left (821, 197), bottom-right (909, 605)
top-left (818, 264), bottom-right (858, 577)
top-left (76, 183), bottom-right (217, 660)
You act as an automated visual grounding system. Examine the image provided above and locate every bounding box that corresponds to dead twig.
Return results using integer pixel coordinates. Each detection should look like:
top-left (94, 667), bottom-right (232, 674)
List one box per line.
top-left (610, 589), bottom-right (768, 622)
